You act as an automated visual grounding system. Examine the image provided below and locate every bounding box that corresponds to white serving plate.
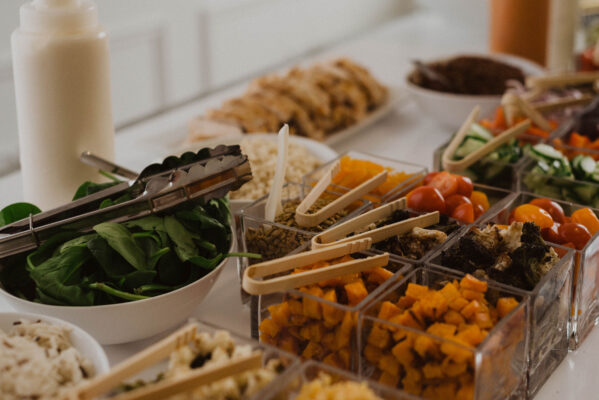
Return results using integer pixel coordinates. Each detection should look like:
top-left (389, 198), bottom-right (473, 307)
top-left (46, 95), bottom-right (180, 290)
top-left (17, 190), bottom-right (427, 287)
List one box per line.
top-left (405, 52), bottom-right (546, 129)
top-left (179, 133), bottom-right (338, 214)
top-left (0, 311), bottom-right (110, 375)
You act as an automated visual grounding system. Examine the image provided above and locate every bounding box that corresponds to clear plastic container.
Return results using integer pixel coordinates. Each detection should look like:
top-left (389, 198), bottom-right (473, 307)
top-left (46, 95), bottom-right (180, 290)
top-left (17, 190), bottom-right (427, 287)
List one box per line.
top-left (262, 360), bottom-right (418, 400)
top-left (254, 256), bottom-right (412, 372)
top-left (358, 267), bottom-right (529, 400)
top-left (427, 229), bottom-right (574, 398)
top-left (433, 134), bottom-right (548, 191)
top-left (478, 192), bottom-right (599, 349)
top-left (302, 151), bottom-right (427, 204)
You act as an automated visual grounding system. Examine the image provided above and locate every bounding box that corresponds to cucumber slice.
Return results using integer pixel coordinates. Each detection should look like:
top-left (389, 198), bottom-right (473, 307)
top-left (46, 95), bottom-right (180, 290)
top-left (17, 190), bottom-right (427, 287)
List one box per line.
top-left (469, 123), bottom-right (494, 141)
top-left (455, 138), bottom-right (485, 159)
top-left (580, 156), bottom-right (596, 178)
top-left (592, 164), bottom-right (599, 183)
top-left (530, 144), bottom-right (566, 162)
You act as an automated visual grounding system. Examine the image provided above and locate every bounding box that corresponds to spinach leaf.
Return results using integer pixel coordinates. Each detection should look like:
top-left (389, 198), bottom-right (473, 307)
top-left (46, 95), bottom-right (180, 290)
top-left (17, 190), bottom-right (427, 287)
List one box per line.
top-left (27, 232), bottom-right (80, 269)
top-left (188, 254), bottom-right (224, 270)
top-left (164, 216), bottom-right (198, 262)
top-left (56, 234), bottom-right (98, 255)
top-left (156, 250), bottom-right (187, 286)
top-left (0, 202), bottom-right (41, 227)
top-left (87, 236), bottom-right (134, 278)
top-left (94, 222), bottom-right (148, 271)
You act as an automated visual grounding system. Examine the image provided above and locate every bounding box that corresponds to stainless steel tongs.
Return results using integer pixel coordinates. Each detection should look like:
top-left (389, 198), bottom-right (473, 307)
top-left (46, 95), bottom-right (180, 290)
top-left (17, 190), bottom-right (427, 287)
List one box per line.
top-left (0, 145), bottom-right (252, 258)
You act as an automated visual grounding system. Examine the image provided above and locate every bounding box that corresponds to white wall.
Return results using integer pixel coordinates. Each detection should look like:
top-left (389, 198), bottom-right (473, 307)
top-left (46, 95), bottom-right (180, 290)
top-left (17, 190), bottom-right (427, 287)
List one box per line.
top-left (0, 0), bottom-right (412, 175)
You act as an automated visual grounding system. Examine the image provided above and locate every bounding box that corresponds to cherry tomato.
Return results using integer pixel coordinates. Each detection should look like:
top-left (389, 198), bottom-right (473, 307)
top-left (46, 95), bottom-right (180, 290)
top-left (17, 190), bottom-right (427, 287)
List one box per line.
top-left (445, 194), bottom-right (472, 214)
top-left (451, 203), bottom-right (475, 224)
top-left (473, 203), bottom-right (486, 219)
top-left (529, 198), bottom-right (566, 224)
top-left (541, 223), bottom-right (564, 244)
top-left (406, 186), bottom-right (446, 213)
top-left (571, 208), bottom-right (599, 236)
top-left (558, 223), bottom-right (592, 250)
top-left (456, 176), bottom-right (473, 197)
top-left (429, 172), bottom-right (458, 198)
top-left (423, 172), bottom-right (440, 185)
top-left (510, 204), bottom-right (554, 229)
top-left (470, 191), bottom-right (490, 211)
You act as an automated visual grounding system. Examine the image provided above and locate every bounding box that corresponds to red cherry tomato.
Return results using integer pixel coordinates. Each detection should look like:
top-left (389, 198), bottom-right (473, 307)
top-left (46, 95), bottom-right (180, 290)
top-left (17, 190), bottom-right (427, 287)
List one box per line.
top-left (406, 186), bottom-right (446, 213)
top-left (451, 203), bottom-right (475, 224)
top-left (541, 223), bottom-right (564, 244)
top-left (429, 172), bottom-right (459, 198)
top-left (473, 203), bottom-right (485, 219)
top-left (510, 204), bottom-right (554, 229)
top-left (558, 223), bottom-right (592, 250)
top-left (456, 176), bottom-right (473, 197)
top-left (529, 198), bottom-right (566, 224)
top-left (571, 208), bottom-right (599, 236)
top-left (423, 172), bottom-right (440, 185)
top-left (445, 194), bottom-right (472, 214)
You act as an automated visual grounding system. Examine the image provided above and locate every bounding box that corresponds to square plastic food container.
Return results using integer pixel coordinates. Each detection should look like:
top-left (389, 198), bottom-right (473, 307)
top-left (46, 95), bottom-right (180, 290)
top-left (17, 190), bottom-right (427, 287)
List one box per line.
top-left (427, 230), bottom-right (574, 398)
top-left (261, 360), bottom-right (419, 400)
top-left (433, 133), bottom-right (548, 191)
top-left (478, 192), bottom-right (599, 349)
top-left (302, 151), bottom-right (427, 204)
top-left (358, 267), bottom-right (529, 400)
top-left (254, 256), bottom-right (412, 372)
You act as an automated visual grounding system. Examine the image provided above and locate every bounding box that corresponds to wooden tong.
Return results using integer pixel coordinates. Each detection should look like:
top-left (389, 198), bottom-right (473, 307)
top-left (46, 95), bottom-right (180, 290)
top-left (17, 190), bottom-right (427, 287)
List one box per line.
top-left (242, 238), bottom-right (389, 295)
top-left (311, 198), bottom-right (440, 249)
top-left (501, 93), bottom-right (552, 130)
top-left (68, 324), bottom-right (262, 400)
top-left (526, 71), bottom-right (599, 90)
top-left (294, 160), bottom-right (387, 228)
top-left (441, 106), bottom-right (531, 173)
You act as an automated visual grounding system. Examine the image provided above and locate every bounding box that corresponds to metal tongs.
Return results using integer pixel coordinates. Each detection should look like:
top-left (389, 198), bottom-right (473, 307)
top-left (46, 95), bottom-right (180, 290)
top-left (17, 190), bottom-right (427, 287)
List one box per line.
top-left (0, 145), bottom-right (252, 258)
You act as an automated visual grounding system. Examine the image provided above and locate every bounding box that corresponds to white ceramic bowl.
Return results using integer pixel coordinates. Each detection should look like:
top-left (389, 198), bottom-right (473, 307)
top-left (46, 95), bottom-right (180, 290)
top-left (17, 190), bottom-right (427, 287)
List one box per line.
top-left (0, 311), bottom-right (110, 374)
top-left (405, 53), bottom-right (546, 130)
top-left (0, 240), bottom-right (233, 345)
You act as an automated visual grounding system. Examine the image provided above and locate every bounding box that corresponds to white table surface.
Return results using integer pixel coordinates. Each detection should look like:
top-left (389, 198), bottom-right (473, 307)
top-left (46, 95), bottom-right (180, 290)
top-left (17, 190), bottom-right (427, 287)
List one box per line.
top-left (0, 8), bottom-right (597, 400)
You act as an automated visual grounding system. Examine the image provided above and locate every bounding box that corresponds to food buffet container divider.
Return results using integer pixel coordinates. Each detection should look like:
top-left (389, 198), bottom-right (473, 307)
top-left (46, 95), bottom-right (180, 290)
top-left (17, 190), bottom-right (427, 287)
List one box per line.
top-left (358, 267), bottom-right (529, 400)
top-left (426, 233), bottom-right (575, 398)
top-left (253, 256), bottom-right (413, 372)
top-left (470, 183), bottom-right (519, 224)
top-left (478, 192), bottom-right (599, 349)
top-left (301, 151), bottom-right (428, 205)
top-left (261, 360), bottom-right (419, 400)
top-left (433, 134), bottom-right (550, 192)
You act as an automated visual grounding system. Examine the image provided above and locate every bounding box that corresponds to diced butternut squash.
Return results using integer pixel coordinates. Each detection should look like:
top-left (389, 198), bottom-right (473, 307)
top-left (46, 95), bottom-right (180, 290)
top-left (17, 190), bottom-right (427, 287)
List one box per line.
top-left (337, 347), bottom-right (351, 370)
top-left (333, 312), bottom-right (354, 350)
top-left (345, 280), bottom-right (369, 306)
top-left (321, 289), bottom-right (344, 327)
top-left (321, 332), bottom-right (335, 350)
top-left (302, 340), bottom-right (325, 360)
top-left (322, 353), bottom-right (344, 370)
top-left (259, 318), bottom-right (281, 338)
top-left (496, 297), bottom-right (519, 318)
top-left (461, 289), bottom-right (485, 302)
top-left (378, 371), bottom-right (400, 387)
top-left (364, 344), bottom-right (383, 364)
top-left (459, 274), bottom-right (488, 292)
top-left (444, 310), bottom-right (466, 326)
top-left (301, 286), bottom-right (324, 319)
top-left (367, 266), bottom-right (394, 285)
top-left (441, 358), bottom-right (468, 377)
top-left (278, 335), bottom-right (299, 354)
top-left (268, 302), bottom-right (290, 327)
top-left (378, 354), bottom-right (400, 376)
top-left (427, 322), bottom-right (457, 339)
top-left (448, 296), bottom-right (470, 311)
top-left (456, 325), bottom-right (484, 347)
top-left (377, 300), bottom-right (402, 321)
top-left (367, 324), bottom-right (390, 349)
top-left (288, 299), bottom-right (303, 315)
top-left (405, 283), bottom-right (429, 300)
top-left (439, 282), bottom-right (461, 302)
top-left (392, 339), bottom-right (414, 367)
top-left (419, 292), bottom-right (448, 319)
top-left (456, 384), bottom-right (474, 400)
top-left (422, 363), bottom-right (444, 379)
top-left (460, 300), bottom-right (481, 319)
top-left (414, 335), bottom-right (436, 358)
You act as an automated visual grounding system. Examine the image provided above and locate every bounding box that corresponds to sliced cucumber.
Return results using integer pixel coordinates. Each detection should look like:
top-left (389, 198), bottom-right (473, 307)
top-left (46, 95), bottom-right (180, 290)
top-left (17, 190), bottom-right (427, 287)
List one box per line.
top-left (455, 138), bottom-right (485, 159)
top-left (580, 156), bottom-right (596, 178)
top-left (592, 163), bottom-right (599, 183)
top-left (530, 144), bottom-right (567, 162)
top-left (469, 123), bottom-right (494, 141)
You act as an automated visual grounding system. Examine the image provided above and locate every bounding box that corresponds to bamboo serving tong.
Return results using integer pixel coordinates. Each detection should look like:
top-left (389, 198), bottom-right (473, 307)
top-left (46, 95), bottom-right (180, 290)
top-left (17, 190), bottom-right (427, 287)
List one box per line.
top-left (441, 106), bottom-right (531, 173)
top-left (68, 324), bottom-right (263, 400)
top-left (311, 198), bottom-right (440, 249)
top-left (293, 160), bottom-right (388, 228)
top-left (242, 238), bottom-right (389, 295)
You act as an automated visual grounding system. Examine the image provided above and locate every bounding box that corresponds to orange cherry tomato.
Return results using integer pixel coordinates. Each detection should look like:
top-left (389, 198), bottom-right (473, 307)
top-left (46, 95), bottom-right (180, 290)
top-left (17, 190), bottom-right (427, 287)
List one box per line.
top-left (571, 208), bottom-right (599, 236)
top-left (510, 204), bottom-right (554, 229)
top-left (529, 198), bottom-right (566, 224)
top-left (541, 223), bottom-right (564, 244)
top-left (406, 186), bottom-right (446, 214)
top-left (423, 172), bottom-right (440, 185)
top-left (429, 172), bottom-right (459, 198)
top-left (456, 176), bottom-right (473, 197)
top-left (559, 223), bottom-right (592, 250)
top-left (445, 194), bottom-right (472, 214)
top-left (470, 191), bottom-right (490, 211)
top-left (473, 203), bottom-right (486, 219)
top-left (451, 203), bottom-right (475, 224)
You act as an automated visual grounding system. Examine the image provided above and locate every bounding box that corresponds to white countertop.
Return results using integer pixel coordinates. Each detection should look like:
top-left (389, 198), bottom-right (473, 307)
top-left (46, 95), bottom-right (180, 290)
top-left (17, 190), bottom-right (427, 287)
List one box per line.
top-left (0, 8), bottom-right (596, 399)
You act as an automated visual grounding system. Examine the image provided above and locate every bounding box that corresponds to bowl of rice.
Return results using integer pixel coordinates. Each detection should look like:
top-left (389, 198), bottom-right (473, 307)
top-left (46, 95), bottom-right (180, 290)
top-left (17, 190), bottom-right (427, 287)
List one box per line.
top-left (0, 311), bottom-right (109, 400)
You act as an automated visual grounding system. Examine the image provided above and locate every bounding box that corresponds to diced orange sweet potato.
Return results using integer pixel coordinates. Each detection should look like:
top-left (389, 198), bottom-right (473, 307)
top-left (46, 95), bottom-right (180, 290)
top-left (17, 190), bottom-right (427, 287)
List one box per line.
top-left (496, 297), bottom-right (519, 318)
top-left (259, 332), bottom-right (276, 346)
top-left (456, 325), bottom-right (484, 347)
top-left (321, 289), bottom-right (344, 327)
top-left (290, 314), bottom-right (308, 326)
top-left (427, 322), bottom-right (457, 339)
top-left (309, 322), bottom-right (325, 342)
top-left (473, 311), bottom-right (493, 330)
top-left (367, 266), bottom-right (394, 285)
top-left (379, 371), bottom-right (400, 387)
top-left (460, 300), bottom-right (481, 319)
top-left (288, 326), bottom-right (302, 340)
top-left (396, 295), bottom-right (416, 309)
top-left (392, 339), bottom-right (414, 367)
top-left (391, 310), bottom-right (423, 330)
top-left (439, 282), bottom-right (461, 302)
top-left (378, 354), bottom-right (400, 376)
top-left (419, 292), bottom-right (448, 319)
top-left (268, 302), bottom-right (291, 327)
top-left (337, 347), bottom-right (351, 370)
top-left (378, 301), bottom-right (402, 321)
top-left (448, 297), bottom-right (470, 311)
top-left (345, 280), bottom-right (369, 306)
top-left (440, 339), bottom-right (472, 363)
top-left (278, 335), bottom-right (299, 354)
top-left (444, 310), bottom-right (466, 326)
top-left (288, 299), bottom-right (303, 315)
top-left (456, 384), bottom-right (474, 400)
top-left (333, 311), bottom-right (354, 350)
top-left (259, 318), bottom-right (281, 338)
top-left (302, 340), bottom-right (325, 360)
top-left (461, 289), bottom-right (485, 302)
top-left (364, 344), bottom-right (384, 364)
top-left (402, 368), bottom-right (423, 395)
top-left (422, 363), bottom-right (444, 379)
top-left (414, 335), bottom-right (436, 358)
top-left (299, 325), bottom-right (312, 341)
top-left (321, 332), bottom-right (335, 350)
top-left (459, 274), bottom-right (488, 292)
top-left (322, 353), bottom-right (344, 369)
top-left (442, 358), bottom-right (468, 377)
top-left (405, 283), bottom-right (429, 300)
top-left (367, 324), bottom-right (391, 349)
top-left (301, 286), bottom-right (324, 319)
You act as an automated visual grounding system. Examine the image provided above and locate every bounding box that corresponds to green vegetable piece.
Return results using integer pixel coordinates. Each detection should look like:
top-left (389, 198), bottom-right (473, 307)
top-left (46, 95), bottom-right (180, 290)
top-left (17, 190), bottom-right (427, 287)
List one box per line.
top-left (88, 282), bottom-right (149, 301)
top-left (0, 202), bottom-right (41, 227)
top-left (164, 215), bottom-right (198, 262)
top-left (94, 222), bottom-right (148, 271)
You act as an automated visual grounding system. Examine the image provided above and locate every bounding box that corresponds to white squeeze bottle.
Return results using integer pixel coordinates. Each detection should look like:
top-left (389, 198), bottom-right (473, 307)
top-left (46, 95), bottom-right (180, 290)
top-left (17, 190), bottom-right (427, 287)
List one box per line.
top-left (11, 0), bottom-right (115, 210)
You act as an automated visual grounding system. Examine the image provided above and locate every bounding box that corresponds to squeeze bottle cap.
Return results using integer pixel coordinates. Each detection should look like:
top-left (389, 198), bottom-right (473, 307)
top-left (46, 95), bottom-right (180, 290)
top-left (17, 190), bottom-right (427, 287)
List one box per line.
top-left (19, 0), bottom-right (98, 34)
